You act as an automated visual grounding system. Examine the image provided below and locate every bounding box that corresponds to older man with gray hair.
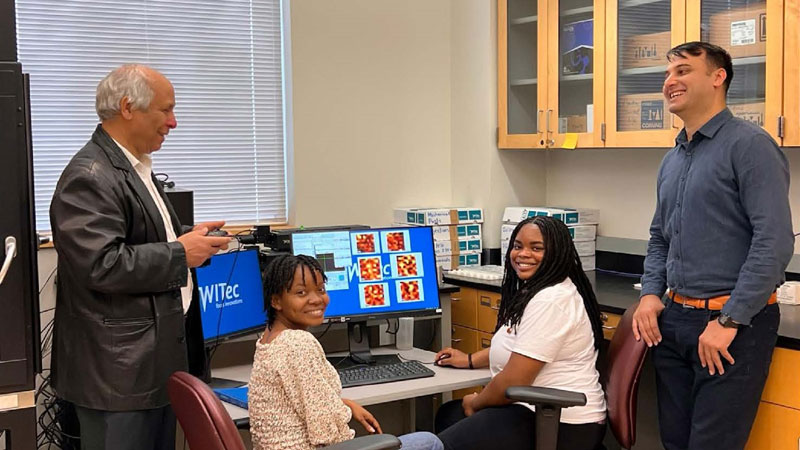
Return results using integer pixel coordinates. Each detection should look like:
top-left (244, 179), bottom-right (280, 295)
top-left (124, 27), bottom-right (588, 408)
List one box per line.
top-left (49, 64), bottom-right (231, 450)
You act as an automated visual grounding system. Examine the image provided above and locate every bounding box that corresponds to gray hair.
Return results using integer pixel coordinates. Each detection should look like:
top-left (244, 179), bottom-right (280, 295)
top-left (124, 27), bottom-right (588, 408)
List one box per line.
top-left (95, 64), bottom-right (156, 120)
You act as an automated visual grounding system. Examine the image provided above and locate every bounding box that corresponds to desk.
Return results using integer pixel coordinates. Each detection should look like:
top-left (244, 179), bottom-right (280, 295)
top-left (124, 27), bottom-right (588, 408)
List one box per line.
top-left (213, 346), bottom-right (492, 426)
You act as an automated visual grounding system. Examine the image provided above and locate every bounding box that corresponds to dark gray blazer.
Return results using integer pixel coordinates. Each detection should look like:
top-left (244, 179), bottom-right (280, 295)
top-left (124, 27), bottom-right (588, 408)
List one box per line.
top-left (50, 125), bottom-right (192, 411)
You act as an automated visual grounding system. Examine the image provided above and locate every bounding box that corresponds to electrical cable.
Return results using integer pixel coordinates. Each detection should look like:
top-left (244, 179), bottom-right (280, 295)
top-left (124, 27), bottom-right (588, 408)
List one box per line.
top-left (207, 231), bottom-right (248, 364)
top-left (39, 267), bottom-right (57, 295)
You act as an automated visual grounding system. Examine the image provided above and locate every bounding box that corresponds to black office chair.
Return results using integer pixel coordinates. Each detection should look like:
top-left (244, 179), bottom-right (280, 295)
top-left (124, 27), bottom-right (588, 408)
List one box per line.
top-left (168, 371), bottom-right (402, 450)
top-left (505, 304), bottom-right (649, 450)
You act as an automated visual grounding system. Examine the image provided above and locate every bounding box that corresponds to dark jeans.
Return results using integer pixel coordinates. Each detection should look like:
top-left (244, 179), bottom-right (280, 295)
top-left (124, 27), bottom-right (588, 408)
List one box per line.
top-left (74, 404), bottom-right (176, 450)
top-left (435, 399), bottom-right (605, 450)
top-left (652, 300), bottom-right (780, 450)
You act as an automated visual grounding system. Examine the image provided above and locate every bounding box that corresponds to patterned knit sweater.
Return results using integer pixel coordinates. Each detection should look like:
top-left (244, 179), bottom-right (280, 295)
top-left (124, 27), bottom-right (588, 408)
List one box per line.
top-left (249, 329), bottom-right (355, 450)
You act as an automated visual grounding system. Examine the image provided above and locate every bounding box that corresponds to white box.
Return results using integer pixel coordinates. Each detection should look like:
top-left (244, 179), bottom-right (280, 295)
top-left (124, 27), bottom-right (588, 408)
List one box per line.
top-left (393, 207), bottom-right (484, 225)
top-left (502, 207), bottom-right (579, 225)
top-left (574, 240), bottom-right (596, 256)
top-left (429, 223), bottom-right (482, 241)
top-left (570, 224), bottom-right (597, 241)
top-left (580, 255), bottom-right (596, 271)
top-left (436, 253), bottom-right (481, 271)
top-left (434, 237), bottom-right (482, 256)
top-left (551, 207), bottom-right (600, 225)
top-left (777, 281), bottom-right (800, 305)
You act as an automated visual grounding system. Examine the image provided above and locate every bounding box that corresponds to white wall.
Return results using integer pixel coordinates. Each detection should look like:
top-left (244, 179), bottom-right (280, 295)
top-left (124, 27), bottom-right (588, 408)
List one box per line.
top-left (449, 0), bottom-right (547, 248)
top-left (290, 0), bottom-right (453, 228)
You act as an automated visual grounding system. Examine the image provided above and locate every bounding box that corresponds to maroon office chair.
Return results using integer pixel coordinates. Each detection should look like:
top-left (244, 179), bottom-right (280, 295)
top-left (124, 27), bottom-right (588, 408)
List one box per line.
top-left (506, 304), bottom-right (648, 449)
top-left (167, 371), bottom-right (402, 450)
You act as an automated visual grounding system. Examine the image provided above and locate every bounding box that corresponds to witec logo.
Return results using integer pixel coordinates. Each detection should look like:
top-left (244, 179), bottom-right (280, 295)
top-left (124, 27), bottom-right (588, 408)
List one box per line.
top-left (200, 282), bottom-right (241, 312)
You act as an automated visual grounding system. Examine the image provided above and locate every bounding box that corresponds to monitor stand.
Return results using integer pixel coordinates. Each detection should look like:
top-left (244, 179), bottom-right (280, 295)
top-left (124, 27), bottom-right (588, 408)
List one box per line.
top-left (326, 321), bottom-right (401, 370)
top-left (203, 346), bottom-right (247, 389)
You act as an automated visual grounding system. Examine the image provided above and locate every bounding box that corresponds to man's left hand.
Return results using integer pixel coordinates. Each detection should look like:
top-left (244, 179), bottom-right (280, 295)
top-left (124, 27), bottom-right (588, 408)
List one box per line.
top-left (698, 319), bottom-right (738, 376)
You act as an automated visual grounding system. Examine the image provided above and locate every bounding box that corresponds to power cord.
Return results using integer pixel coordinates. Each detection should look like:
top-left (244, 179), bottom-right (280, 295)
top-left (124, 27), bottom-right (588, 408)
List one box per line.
top-left (207, 234), bottom-right (247, 364)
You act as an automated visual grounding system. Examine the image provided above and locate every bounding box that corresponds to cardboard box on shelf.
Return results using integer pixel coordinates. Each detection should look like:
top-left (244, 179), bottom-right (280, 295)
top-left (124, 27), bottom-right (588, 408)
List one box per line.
top-left (558, 115), bottom-right (588, 133)
top-left (393, 207), bottom-right (484, 226)
top-left (561, 19), bottom-right (594, 75)
top-left (434, 237), bottom-right (482, 257)
top-left (618, 93), bottom-right (668, 131)
top-left (575, 240), bottom-right (596, 257)
top-left (581, 255), bottom-right (596, 271)
top-left (709, 3), bottom-right (766, 59)
top-left (437, 253), bottom-right (481, 271)
top-left (429, 223), bottom-right (482, 241)
top-left (729, 102), bottom-right (765, 127)
top-left (502, 207), bottom-right (579, 225)
top-left (621, 31), bottom-right (671, 69)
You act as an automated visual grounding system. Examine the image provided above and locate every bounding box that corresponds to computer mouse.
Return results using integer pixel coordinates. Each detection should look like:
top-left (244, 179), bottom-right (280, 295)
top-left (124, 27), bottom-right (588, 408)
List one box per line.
top-left (206, 229), bottom-right (230, 237)
top-left (435, 353), bottom-right (450, 365)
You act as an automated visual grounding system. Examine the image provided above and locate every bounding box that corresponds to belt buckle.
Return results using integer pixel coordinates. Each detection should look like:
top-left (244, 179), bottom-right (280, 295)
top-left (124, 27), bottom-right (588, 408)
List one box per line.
top-left (680, 300), bottom-right (696, 309)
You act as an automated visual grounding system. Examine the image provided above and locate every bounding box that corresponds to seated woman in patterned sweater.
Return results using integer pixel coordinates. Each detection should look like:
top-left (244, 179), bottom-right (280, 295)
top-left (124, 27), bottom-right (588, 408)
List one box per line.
top-left (248, 253), bottom-right (442, 450)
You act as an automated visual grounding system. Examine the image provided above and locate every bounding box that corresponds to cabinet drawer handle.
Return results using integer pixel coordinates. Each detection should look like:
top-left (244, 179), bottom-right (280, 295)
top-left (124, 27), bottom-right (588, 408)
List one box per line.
top-left (490, 306), bottom-right (500, 311)
top-left (480, 297), bottom-right (491, 306)
top-left (602, 325), bottom-right (617, 330)
top-left (451, 297), bottom-right (461, 302)
top-left (452, 338), bottom-right (463, 343)
top-left (481, 339), bottom-right (491, 348)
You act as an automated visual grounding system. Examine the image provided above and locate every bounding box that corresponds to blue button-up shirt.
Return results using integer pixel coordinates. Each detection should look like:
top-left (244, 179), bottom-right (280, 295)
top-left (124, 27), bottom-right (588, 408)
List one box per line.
top-left (641, 108), bottom-right (793, 325)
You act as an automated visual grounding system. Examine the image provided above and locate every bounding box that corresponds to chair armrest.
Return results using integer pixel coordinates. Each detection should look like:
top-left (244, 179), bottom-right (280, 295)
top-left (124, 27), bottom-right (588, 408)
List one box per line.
top-left (323, 434), bottom-right (402, 450)
top-left (506, 386), bottom-right (587, 408)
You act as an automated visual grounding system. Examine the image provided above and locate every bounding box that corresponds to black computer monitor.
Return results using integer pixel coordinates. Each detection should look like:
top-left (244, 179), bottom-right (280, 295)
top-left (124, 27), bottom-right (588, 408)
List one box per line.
top-left (291, 226), bottom-right (441, 364)
top-left (196, 249), bottom-right (266, 343)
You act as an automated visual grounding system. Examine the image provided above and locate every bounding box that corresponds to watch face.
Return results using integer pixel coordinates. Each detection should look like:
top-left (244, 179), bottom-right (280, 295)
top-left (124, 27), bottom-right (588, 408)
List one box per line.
top-left (718, 315), bottom-right (739, 328)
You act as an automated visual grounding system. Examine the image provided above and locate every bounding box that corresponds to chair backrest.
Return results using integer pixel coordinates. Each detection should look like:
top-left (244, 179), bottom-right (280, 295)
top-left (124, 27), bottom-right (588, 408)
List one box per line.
top-left (168, 371), bottom-right (246, 450)
top-left (604, 305), bottom-right (648, 449)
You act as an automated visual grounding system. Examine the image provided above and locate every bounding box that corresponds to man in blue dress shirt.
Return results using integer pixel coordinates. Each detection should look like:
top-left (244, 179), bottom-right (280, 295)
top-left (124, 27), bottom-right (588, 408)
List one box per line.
top-left (633, 42), bottom-right (793, 450)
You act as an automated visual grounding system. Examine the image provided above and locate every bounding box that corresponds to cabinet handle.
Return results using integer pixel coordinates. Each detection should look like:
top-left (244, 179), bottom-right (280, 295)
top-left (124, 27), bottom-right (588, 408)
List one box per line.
top-left (480, 297), bottom-right (491, 307)
top-left (0, 236), bottom-right (18, 286)
top-left (600, 313), bottom-right (609, 322)
top-left (481, 339), bottom-right (491, 348)
top-left (602, 325), bottom-right (617, 330)
top-left (490, 306), bottom-right (500, 311)
top-left (452, 338), bottom-right (463, 343)
top-left (546, 109), bottom-right (555, 146)
top-left (537, 109), bottom-right (543, 134)
top-left (451, 297), bottom-right (461, 302)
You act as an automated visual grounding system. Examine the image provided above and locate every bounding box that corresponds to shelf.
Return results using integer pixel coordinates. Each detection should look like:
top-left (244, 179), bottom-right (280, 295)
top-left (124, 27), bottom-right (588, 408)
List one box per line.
top-left (510, 78), bottom-right (538, 87)
top-left (511, 15), bottom-right (538, 25)
top-left (560, 73), bottom-right (593, 82)
top-left (620, 0), bottom-right (667, 8)
top-left (619, 64), bottom-right (667, 76)
top-left (561, 6), bottom-right (593, 18)
top-left (732, 56), bottom-right (766, 66)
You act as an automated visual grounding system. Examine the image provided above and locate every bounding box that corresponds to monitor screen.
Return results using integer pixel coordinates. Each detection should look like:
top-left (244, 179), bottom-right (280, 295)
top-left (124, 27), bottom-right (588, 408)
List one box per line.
top-left (196, 249), bottom-right (266, 342)
top-left (291, 227), bottom-right (440, 319)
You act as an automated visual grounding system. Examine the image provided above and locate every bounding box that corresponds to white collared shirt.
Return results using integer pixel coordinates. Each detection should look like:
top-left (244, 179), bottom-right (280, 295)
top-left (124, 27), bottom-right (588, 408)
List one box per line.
top-left (114, 138), bottom-right (192, 314)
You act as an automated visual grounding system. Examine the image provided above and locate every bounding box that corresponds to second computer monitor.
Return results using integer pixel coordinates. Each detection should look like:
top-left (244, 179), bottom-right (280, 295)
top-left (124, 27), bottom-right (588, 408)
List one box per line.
top-left (291, 226), bottom-right (440, 320)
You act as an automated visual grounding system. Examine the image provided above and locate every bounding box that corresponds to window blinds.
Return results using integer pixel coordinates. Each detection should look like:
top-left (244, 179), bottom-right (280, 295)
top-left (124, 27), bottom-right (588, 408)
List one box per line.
top-left (15, 0), bottom-right (288, 231)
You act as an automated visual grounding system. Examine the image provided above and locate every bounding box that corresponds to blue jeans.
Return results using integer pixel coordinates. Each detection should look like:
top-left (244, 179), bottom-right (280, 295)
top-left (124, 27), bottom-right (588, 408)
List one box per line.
top-left (398, 431), bottom-right (444, 450)
top-left (652, 300), bottom-right (779, 450)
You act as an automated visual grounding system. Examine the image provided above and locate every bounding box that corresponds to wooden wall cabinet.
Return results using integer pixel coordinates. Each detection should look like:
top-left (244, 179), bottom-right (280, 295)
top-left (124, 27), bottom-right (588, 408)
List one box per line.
top-left (500, 0), bottom-right (795, 148)
top-left (745, 347), bottom-right (800, 449)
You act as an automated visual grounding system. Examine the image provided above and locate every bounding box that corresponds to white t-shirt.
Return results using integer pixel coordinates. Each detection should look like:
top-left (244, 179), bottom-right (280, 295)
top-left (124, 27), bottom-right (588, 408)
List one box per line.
top-left (489, 277), bottom-right (606, 424)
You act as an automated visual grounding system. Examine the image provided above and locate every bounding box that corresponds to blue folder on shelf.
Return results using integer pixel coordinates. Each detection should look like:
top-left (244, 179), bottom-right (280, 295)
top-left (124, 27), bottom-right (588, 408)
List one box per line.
top-left (214, 386), bottom-right (249, 410)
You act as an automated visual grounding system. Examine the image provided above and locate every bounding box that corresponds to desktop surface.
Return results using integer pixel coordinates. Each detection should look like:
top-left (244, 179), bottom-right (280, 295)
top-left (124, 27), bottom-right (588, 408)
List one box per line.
top-left (213, 346), bottom-right (492, 425)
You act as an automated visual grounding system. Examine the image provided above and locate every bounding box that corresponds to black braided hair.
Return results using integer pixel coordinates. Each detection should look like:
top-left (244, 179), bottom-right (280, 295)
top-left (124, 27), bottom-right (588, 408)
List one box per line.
top-left (262, 254), bottom-right (327, 328)
top-left (497, 216), bottom-right (604, 350)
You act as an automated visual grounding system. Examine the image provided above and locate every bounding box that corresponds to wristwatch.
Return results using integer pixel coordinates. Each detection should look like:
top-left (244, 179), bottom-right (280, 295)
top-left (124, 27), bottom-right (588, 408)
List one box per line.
top-left (717, 314), bottom-right (741, 329)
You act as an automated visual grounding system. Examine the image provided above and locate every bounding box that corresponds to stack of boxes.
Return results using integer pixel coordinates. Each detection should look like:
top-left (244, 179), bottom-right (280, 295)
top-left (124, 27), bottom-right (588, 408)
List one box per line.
top-left (392, 207), bottom-right (484, 274)
top-left (500, 206), bottom-right (599, 271)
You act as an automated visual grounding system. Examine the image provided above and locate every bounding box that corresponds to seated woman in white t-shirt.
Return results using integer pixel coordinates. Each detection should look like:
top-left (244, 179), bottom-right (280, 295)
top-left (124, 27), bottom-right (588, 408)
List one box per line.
top-left (434, 216), bottom-right (607, 450)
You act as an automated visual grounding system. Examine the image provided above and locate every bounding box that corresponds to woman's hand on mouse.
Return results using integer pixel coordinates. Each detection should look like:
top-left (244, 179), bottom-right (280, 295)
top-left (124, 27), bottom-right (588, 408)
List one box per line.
top-left (434, 347), bottom-right (469, 368)
top-left (343, 399), bottom-right (382, 434)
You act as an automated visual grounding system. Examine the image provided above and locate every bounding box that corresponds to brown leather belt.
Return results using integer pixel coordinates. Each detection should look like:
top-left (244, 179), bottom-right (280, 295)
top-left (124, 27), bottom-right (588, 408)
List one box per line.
top-left (670, 291), bottom-right (777, 310)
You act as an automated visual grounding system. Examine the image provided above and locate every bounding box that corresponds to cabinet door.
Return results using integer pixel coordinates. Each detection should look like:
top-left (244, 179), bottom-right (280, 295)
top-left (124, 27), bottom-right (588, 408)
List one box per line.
top-left (784, 1), bottom-right (800, 146)
top-left (760, 347), bottom-right (800, 410)
top-left (547, 0), bottom-right (606, 148)
top-left (499, 0), bottom-right (549, 148)
top-left (451, 325), bottom-right (480, 354)
top-left (687, 0), bottom-right (783, 143)
top-left (451, 288), bottom-right (478, 329)
top-left (745, 401), bottom-right (800, 450)
top-left (477, 291), bottom-right (501, 333)
top-left (605, 0), bottom-right (684, 147)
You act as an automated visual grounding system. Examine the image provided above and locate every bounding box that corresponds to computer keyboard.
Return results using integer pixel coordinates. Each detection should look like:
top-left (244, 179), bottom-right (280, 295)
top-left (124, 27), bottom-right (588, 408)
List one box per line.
top-left (338, 360), bottom-right (435, 388)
